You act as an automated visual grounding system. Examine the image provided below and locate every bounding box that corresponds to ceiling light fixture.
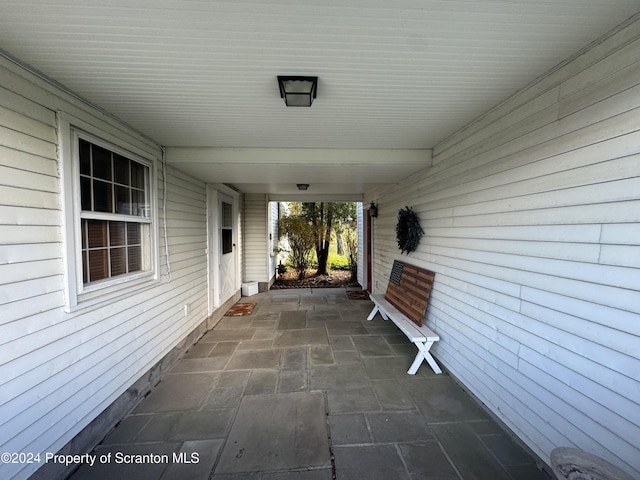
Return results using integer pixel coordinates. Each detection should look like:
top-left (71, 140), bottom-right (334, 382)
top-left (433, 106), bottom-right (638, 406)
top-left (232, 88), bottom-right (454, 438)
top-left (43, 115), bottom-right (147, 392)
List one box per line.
top-left (296, 183), bottom-right (309, 191)
top-left (278, 76), bottom-right (318, 107)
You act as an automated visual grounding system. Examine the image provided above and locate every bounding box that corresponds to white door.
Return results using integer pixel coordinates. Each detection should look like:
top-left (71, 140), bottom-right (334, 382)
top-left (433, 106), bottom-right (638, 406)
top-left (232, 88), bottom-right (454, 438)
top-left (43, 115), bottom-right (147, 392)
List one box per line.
top-left (218, 194), bottom-right (236, 305)
top-left (207, 187), bottom-right (238, 314)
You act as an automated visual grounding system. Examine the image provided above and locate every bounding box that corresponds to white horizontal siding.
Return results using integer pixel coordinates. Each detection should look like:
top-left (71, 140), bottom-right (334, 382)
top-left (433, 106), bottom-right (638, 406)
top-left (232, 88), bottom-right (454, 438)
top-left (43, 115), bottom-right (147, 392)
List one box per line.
top-left (357, 202), bottom-right (365, 288)
top-left (366, 17), bottom-right (640, 478)
top-left (0, 57), bottom-right (212, 480)
top-left (243, 193), bottom-right (268, 282)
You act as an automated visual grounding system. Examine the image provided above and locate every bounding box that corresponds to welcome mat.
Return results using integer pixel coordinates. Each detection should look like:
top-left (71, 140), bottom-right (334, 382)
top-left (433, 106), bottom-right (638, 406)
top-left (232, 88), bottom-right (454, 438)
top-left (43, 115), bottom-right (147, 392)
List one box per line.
top-left (347, 290), bottom-right (370, 300)
top-left (225, 302), bottom-right (256, 316)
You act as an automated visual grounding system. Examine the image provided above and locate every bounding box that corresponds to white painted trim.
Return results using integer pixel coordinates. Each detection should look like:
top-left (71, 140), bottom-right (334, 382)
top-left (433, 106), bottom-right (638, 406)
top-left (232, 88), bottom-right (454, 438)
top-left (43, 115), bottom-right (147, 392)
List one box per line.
top-left (266, 197), bottom-right (273, 281)
top-left (206, 185), bottom-right (219, 313)
top-left (268, 193), bottom-right (363, 202)
top-left (58, 113), bottom-right (79, 310)
top-left (167, 147), bottom-right (432, 166)
top-left (218, 191), bottom-right (235, 305)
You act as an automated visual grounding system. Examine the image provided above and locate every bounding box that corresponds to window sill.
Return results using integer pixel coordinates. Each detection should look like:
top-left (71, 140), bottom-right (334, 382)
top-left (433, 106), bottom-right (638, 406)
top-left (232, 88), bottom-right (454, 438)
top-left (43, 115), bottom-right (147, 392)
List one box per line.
top-left (65, 273), bottom-right (159, 314)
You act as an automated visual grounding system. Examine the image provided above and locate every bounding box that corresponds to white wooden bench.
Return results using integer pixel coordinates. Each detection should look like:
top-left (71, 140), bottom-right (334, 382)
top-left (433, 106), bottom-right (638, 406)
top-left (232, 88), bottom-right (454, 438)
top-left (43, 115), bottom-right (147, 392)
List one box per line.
top-left (366, 261), bottom-right (442, 375)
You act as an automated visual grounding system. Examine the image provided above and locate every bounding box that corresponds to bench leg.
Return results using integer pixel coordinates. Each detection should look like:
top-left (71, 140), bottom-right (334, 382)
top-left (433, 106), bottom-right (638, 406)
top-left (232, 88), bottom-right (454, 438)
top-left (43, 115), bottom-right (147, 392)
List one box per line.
top-left (408, 341), bottom-right (442, 375)
top-left (367, 304), bottom-right (389, 321)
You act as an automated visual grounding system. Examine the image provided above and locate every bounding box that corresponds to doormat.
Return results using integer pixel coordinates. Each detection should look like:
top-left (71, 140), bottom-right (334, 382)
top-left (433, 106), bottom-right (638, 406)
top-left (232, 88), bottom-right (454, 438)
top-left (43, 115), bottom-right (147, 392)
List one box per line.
top-left (225, 302), bottom-right (256, 316)
top-left (347, 290), bottom-right (370, 300)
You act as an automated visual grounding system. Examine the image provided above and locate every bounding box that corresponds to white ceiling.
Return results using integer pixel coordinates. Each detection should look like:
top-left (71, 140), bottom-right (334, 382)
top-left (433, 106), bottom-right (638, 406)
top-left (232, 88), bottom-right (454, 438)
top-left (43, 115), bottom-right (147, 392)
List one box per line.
top-left (2, 1), bottom-right (639, 198)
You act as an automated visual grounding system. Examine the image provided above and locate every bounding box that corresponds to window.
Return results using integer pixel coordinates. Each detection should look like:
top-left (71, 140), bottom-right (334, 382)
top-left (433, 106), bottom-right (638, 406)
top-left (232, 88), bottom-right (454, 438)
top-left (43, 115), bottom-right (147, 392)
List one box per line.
top-left (59, 112), bottom-right (157, 310)
top-left (78, 139), bottom-right (151, 284)
top-left (221, 201), bottom-right (233, 254)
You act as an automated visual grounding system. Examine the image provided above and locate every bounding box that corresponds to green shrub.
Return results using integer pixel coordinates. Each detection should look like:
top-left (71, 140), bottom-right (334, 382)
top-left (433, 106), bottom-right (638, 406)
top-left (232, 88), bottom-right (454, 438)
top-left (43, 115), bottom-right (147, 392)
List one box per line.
top-left (328, 253), bottom-right (350, 270)
top-left (286, 251), bottom-right (350, 271)
top-left (278, 215), bottom-right (315, 280)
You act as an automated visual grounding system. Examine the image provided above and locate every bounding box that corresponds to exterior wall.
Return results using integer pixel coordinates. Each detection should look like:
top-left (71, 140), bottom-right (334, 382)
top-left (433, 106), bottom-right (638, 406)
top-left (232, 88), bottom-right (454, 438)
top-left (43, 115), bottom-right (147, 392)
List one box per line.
top-left (242, 193), bottom-right (269, 285)
top-left (365, 18), bottom-right (640, 477)
top-left (357, 202), bottom-right (365, 288)
top-left (241, 193), bottom-right (278, 289)
top-left (0, 57), bottom-right (218, 479)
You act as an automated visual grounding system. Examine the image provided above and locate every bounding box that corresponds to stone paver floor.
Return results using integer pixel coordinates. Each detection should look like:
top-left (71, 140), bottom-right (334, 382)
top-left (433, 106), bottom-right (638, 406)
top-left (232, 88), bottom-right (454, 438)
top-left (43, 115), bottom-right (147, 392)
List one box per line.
top-left (70, 288), bottom-right (551, 480)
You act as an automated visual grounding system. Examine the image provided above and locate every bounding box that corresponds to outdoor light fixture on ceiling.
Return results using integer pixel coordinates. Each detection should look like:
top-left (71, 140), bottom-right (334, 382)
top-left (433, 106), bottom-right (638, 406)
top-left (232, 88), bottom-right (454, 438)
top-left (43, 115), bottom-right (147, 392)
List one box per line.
top-left (297, 184), bottom-right (309, 191)
top-left (278, 76), bottom-right (318, 107)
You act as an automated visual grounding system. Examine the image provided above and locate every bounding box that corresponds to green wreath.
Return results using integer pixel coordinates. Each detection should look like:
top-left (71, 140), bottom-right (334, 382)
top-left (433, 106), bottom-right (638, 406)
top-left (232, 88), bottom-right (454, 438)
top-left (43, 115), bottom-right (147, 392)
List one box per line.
top-left (396, 206), bottom-right (424, 254)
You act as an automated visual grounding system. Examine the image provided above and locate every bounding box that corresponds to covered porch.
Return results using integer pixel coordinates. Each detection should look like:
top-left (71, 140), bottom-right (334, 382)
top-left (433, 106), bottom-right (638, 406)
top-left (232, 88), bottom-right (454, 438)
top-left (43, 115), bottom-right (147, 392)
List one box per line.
top-left (69, 288), bottom-right (548, 480)
top-left (1, 3), bottom-right (639, 479)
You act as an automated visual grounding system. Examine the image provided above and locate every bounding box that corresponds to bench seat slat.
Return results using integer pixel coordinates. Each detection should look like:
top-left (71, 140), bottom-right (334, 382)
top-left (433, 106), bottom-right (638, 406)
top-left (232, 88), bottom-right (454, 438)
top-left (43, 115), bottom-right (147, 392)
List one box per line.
top-left (370, 294), bottom-right (439, 342)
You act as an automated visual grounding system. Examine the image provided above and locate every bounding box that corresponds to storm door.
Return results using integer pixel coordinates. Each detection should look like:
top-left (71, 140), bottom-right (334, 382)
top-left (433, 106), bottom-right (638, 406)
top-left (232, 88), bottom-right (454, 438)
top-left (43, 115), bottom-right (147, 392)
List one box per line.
top-left (218, 194), bottom-right (236, 305)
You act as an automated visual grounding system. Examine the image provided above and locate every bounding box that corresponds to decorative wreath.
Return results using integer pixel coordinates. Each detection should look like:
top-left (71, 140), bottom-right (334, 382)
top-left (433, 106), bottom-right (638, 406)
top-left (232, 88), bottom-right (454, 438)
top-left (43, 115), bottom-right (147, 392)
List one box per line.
top-left (396, 206), bottom-right (424, 254)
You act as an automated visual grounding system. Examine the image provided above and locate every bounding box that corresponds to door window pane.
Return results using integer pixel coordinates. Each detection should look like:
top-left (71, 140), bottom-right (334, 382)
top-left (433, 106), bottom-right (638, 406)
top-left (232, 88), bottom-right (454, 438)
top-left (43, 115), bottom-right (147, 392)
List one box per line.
top-left (222, 202), bottom-right (232, 227)
top-left (222, 229), bottom-right (233, 254)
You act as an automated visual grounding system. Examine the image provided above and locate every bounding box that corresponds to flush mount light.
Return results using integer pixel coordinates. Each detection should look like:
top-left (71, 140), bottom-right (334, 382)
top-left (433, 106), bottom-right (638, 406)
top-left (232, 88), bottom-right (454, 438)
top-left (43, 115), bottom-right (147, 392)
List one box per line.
top-left (278, 76), bottom-right (318, 107)
top-left (296, 183), bottom-right (309, 191)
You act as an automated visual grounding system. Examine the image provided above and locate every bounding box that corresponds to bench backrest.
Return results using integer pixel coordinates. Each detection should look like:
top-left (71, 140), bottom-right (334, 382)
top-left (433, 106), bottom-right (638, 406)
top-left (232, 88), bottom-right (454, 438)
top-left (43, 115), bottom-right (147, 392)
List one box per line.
top-left (384, 260), bottom-right (436, 327)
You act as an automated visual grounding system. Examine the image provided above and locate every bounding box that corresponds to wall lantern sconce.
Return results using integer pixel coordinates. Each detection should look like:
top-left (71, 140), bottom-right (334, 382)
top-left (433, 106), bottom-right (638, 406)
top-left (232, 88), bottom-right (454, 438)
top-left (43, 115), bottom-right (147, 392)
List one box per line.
top-left (370, 201), bottom-right (378, 218)
top-left (278, 76), bottom-right (318, 107)
top-left (297, 183), bottom-right (309, 191)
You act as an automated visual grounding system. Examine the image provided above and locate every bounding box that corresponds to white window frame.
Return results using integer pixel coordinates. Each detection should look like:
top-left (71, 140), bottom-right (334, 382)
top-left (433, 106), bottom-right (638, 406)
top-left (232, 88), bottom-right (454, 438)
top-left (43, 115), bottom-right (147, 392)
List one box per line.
top-left (58, 112), bottom-right (159, 312)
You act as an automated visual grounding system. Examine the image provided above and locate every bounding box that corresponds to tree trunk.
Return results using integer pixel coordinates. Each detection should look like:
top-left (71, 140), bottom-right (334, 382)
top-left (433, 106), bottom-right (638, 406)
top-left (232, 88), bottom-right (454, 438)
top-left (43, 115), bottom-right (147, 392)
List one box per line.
top-left (336, 231), bottom-right (344, 255)
top-left (316, 241), bottom-right (330, 275)
top-left (297, 266), bottom-right (306, 280)
top-left (316, 210), bottom-right (333, 275)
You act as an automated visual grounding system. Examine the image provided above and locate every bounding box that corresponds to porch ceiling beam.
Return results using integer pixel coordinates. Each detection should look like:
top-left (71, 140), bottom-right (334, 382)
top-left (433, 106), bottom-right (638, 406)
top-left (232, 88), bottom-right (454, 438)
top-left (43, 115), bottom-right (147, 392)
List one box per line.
top-left (267, 193), bottom-right (364, 202)
top-left (165, 147), bottom-right (432, 167)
